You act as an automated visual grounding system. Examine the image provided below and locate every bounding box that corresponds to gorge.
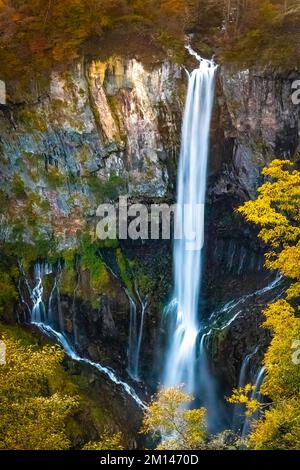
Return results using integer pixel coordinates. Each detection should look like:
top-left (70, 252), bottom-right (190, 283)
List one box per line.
top-left (0, 1), bottom-right (299, 451)
top-left (5, 55), bottom-right (290, 444)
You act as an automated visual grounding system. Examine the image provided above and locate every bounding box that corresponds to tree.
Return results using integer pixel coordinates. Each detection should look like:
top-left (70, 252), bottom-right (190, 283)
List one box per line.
top-left (236, 159), bottom-right (300, 449)
top-left (82, 432), bottom-right (124, 450)
top-left (249, 300), bottom-right (300, 449)
top-left (142, 387), bottom-right (207, 450)
top-left (0, 326), bottom-right (79, 449)
top-left (238, 159), bottom-right (300, 300)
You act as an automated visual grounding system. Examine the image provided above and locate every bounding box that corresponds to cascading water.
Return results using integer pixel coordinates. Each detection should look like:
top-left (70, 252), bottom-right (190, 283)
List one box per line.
top-left (126, 290), bottom-right (148, 381)
top-left (35, 322), bottom-right (145, 409)
top-left (31, 262), bottom-right (52, 323)
top-left (198, 332), bottom-right (220, 427)
top-left (26, 262), bottom-right (145, 409)
top-left (98, 257), bottom-right (147, 382)
top-left (232, 347), bottom-right (259, 432)
top-left (208, 275), bottom-right (283, 327)
top-left (163, 47), bottom-right (217, 395)
top-left (127, 292), bottom-right (138, 379)
top-left (135, 299), bottom-right (147, 378)
top-left (48, 261), bottom-right (64, 330)
top-left (242, 366), bottom-right (266, 437)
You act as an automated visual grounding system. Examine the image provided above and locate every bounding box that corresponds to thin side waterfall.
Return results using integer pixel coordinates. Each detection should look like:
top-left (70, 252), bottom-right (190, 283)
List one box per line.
top-left (31, 262), bottom-right (51, 323)
top-left (34, 322), bottom-right (145, 409)
top-left (127, 292), bottom-right (138, 379)
top-left (199, 333), bottom-right (219, 419)
top-left (126, 289), bottom-right (148, 381)
top-left (91, 256), bottom-right (147, 383)
top-left (27, 262), bottom-right (145, 409)
top-left (208, 275), bottom-right (283, 325)
top-left (232, 347), bottom-right (259, 431)
top-left (242, 366), bottom-right (266, 437)
top-left (135, 299), bottom-right (147, 377)
top-left (163, 47), bottom-right (217, 394)
top-left (48, 261), bottom-right (64, 330)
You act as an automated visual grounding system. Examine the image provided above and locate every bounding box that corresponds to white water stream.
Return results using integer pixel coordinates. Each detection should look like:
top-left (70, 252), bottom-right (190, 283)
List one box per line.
top-left (164, 48), bottom-right (217, 394)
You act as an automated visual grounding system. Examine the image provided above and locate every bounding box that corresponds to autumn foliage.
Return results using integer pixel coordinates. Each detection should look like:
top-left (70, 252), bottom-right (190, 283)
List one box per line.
top-left (0, 1), bottom-right (299, 82)
top-left (237, 159), bottom-right (300, 449)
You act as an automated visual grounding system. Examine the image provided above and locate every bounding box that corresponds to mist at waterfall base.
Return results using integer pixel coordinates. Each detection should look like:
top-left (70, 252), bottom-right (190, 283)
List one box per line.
top-left (162, 50), bottom-right (222, 431)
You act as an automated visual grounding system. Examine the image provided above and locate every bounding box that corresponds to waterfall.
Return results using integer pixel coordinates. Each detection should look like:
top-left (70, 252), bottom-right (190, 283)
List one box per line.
top-left (208, 275), bottom-right (283, 326)
top-left (34, 322), bottom-right (145, 409)
top-left (163, 48), bottom-right (217, 395)
top-left (126, 290), bottom-right (147, 382)
top-left (48, 261), bottom-right (64, 330)
top-left (199, 332), bottom-right (219, 425)
top-left (135, 300), bottom-right (147, 376)
top-left (232, 347), bottom-right (259, 432)
top-left (127, 292), bottom-right (138, 379)
top-left (241, 366), bottom-right (266, 437)
top-left (252, 367), bottom-right (266, 404)
top-left (31, 262), bottom-right (52, 323)
top-left (26, 262), bottom-right (145, 409)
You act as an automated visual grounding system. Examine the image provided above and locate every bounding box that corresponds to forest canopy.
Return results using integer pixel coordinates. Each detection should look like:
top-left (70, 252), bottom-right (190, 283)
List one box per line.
top-left (0, 0), bottom-right (299, 82)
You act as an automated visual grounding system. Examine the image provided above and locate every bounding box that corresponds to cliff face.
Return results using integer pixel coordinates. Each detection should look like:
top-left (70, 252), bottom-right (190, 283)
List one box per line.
top-left (1, 56), bottom-right (299, 426)
top-left (216, 68), bottom-right (299, 198)
top-left (201, 68), bottom-right (298, 312)
top-left (0, 57), bottom-right (183, 401)
top-left (206, 67), bottom-right (299, 297)
top-left (204, 67), bottom-right (299, 399)
top-left (1, 58), bottom-right (183, 247)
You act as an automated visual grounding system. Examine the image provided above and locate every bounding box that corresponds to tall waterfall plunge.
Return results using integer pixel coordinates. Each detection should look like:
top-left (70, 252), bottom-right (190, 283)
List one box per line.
top-left (163, 49), bottom-right (217, 395)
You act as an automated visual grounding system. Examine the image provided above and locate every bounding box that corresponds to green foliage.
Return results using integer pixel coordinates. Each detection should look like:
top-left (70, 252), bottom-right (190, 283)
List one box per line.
top-left (18, 108), bottom-right (47, 132)
top-left (74, 232), bottom-right (111, 294)
top-left (116, 248), bottom-right (134, 293)
top-left (0, 272), bottom-right (17, 317)
top-left (136, 268), bottom-right (154, 297)
top-left (86, 174), bottom-right (127, 202)
top-left (12, 175), bottom-right (26, 198)
top-left (45, 166), bottom-right (65, 189)
top-left (2, 169), bottom-right (56, 263)
top-left (99, 238), bottom-right (119, 249)
top-left (81, 246), bottom-right (109, 291)
top-left (4, 235), bottom-right (57, 269)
